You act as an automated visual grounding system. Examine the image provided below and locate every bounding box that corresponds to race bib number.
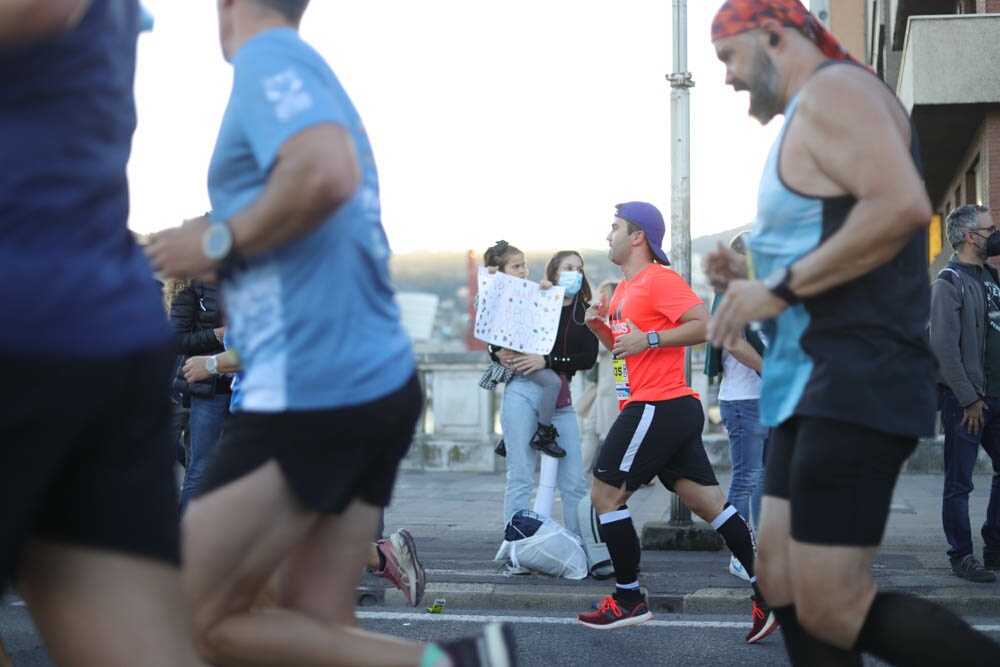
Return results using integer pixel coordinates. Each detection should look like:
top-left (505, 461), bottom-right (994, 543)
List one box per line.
top-left (613, 358), bottom-right (630, 401)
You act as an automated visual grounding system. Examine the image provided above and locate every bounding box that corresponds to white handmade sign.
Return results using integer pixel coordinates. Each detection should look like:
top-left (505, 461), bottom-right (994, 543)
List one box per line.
top-left (473, 268), bottom-right (565, 354)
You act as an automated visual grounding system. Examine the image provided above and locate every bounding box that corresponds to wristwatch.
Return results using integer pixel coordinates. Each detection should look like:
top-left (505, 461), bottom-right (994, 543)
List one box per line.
top-left (202, 221), bottom-right (232, 261)
top-left (646, 331), bottom-right (660, 349)
top-left (205, 355), bottom-right (219, 375)
top-left (764, 265), bottom-right (801, 305)
top-left (202, 220), bottom-right (242, 277)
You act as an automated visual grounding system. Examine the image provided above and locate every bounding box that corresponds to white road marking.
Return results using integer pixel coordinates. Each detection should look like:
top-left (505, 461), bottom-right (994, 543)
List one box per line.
top-left (357, 611), bottom-right (1000, 634)
top-left (358, 611), bottom-right (748, 628)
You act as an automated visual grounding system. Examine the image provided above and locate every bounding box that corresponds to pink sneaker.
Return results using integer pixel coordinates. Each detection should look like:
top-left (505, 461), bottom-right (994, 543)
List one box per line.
top-left (375, 529), bottom-right (425, 607)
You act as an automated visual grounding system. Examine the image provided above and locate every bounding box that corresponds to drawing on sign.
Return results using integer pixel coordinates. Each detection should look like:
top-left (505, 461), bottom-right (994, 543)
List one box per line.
top-left (473, 268), bottom-right (565, 354)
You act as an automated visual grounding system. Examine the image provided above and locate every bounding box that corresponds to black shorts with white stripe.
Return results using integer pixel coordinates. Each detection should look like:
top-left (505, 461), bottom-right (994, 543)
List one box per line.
top-left (593, 394), bottom-right (718, 492)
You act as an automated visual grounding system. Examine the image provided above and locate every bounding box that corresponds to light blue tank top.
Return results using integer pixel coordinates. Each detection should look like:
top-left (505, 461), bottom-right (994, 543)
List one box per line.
top-left (748, 95), bottom-right (822, 427)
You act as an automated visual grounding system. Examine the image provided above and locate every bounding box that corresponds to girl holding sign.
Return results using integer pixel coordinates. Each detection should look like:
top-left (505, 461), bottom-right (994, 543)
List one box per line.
top-left (480, 241), bottom-right (566, 458)
top-left (485, 246), bottom-right (598, 538)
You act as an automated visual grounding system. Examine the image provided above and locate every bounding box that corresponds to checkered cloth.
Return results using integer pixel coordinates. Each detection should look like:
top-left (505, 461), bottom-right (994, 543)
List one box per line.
top-left (479, 361), bottom-right (514, 390)
top-left (711, 0), bottom-right (855, 63)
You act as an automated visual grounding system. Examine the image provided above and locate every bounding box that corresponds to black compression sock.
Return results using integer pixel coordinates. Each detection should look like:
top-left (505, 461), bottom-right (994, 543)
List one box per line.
top-left (854, 591), bottom-right (1000, 666)
top-left (614, 587), bottom-right (644, 604)
top-left (599, 506), bottom-right (640, 589)
top-left (772, 605), bottom-right (862, 667)
top-left (712, 503), bottom-right (756, 580)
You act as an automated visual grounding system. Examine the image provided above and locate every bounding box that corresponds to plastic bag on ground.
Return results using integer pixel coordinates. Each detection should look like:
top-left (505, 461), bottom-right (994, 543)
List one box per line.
top-left (494, 509), bottom-right (588, 580)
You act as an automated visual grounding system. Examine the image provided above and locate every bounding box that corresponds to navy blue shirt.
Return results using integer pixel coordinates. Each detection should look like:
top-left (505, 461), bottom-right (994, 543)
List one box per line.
top-left (0, 0), bottom-right (170, 356)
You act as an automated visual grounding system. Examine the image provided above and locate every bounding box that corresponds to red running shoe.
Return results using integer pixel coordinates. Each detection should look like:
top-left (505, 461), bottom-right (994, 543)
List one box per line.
top-left (577, 595), bottom-right (652, 630)
top-left (746, 595), bottom-right (779, 643)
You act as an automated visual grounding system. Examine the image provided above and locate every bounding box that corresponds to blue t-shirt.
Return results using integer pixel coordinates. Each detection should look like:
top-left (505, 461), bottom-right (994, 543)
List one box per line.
top-left (208, 28), bottom-right (414, 411)
top-left (0, 0), bottom-right (170, 356)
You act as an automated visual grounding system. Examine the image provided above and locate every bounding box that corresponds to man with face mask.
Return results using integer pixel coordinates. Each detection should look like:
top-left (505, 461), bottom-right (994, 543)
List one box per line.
top-left (930, 204), bottom-right (1000, 584)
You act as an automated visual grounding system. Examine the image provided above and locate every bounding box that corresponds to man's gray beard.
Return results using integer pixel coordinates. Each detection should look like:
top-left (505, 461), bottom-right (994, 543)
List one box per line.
top-left (748, 50), bottom-right (780, 124)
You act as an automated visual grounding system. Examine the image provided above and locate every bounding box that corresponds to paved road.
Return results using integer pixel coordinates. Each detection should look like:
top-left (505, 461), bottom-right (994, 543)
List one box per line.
top-left (358, 609), bottom-right (1000, 667)
top-left (3, 600), bottom-right (999, 667)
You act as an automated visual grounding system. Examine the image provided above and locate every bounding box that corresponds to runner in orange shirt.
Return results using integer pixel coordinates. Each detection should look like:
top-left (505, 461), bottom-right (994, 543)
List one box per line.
top-left (577, 202), bottom-right (776, 644)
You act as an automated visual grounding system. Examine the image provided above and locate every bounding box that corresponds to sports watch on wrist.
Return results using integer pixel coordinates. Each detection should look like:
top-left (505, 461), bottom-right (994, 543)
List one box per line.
top-left (646, 330), bottom-right (660, 349)
top-left (764, 265), bottom-right (801, 306)
top-left (202, 222), bottom-right (233, 261)
top-left (205, 355), bottom-right (219, 375)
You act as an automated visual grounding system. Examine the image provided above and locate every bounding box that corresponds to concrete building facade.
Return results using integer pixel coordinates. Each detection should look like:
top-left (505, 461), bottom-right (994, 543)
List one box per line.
top-left (815, 1), bottom-right (1000, 269)
top-left (851, 0), bottom-right (1000, 270)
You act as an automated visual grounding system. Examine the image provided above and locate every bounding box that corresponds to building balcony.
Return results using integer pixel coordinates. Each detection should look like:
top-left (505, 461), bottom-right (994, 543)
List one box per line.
top-left (898, 14), bottom-right (1000, 108)
top-left (896, 14), bottom-right (1000, 205)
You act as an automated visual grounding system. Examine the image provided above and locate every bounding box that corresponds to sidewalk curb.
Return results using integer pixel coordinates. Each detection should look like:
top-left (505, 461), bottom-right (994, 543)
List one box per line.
top-left (378, 583), bottom-right (1000, 616)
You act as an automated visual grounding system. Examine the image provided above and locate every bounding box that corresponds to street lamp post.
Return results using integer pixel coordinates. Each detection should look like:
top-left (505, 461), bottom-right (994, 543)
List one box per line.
top-left (666, 0), bottom-right (695, 526)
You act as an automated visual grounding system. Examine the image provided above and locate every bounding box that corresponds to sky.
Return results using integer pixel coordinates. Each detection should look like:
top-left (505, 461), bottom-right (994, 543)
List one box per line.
top-left (128, 1), bottom-right (785, 255)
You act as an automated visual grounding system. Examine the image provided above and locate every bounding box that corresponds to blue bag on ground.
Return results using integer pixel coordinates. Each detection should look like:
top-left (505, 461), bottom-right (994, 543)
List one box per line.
top-left (495, 509), bottom-right (587, 580)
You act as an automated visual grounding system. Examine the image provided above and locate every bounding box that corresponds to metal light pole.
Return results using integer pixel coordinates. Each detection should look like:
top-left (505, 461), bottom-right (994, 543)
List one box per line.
top-left (666, 0), bottom-right (694, 526)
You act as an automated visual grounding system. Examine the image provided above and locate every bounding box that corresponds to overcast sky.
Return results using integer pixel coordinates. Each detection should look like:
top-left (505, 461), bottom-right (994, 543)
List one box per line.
top-left (128, 1), bottom-right (784, 254)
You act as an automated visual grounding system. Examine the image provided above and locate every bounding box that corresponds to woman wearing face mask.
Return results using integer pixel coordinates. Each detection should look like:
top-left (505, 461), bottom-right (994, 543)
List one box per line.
top-left (494, 250), bottom-right (598, 539)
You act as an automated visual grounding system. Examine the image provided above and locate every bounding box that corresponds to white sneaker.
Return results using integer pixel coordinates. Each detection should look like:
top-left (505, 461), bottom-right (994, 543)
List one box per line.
top-left (729, 554), bottom-right (751, 581)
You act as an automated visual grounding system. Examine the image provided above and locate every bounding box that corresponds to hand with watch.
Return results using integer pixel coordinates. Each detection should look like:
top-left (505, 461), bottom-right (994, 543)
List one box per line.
top-left (762, 264), bottom-right (801, 306)
top-left (707, 264), bottom-right (800, 349)
top-left (183, 354), bottom-right (219, 384)
top-left (202, 221), bottom-right (241, 276)
top-left (610, 318), bottom-right (659, 359)
top-left (145, 214), bottom-right (240, 280)
top-left (205, 355), bottom-right (220, 375)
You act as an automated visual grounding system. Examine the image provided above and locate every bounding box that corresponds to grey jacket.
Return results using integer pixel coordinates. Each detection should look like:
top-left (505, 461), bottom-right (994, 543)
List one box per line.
top-left (929, 254), bottom-right (997, 407)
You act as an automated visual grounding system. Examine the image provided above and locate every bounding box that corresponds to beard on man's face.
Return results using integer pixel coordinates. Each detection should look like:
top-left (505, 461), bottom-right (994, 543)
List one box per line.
top-left (744, 46), bottom-right (780, 124)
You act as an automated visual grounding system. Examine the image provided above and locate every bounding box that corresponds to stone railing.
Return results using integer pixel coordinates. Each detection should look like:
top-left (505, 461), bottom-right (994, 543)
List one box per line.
top-left (400, 350), bottom-right (730, 473)
top-left (401, 352), bottom-right (975, 475)
top-left (401, 352), bottom-right (502, 472)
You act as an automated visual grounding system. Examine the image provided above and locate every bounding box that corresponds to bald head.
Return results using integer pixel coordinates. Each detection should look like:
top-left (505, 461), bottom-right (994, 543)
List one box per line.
top-left (250, 0), bottom-right (309, 22)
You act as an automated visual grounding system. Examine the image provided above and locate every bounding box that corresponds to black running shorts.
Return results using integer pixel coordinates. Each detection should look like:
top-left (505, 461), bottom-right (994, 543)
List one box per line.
top-left (764, 416), bottom-right (916, 546)
top-left (594, 395), bottom-right (718, 492)
top-left (0, 344), bottom-right (181, 582)
top-left (195, 372), bottom-right (423, 513)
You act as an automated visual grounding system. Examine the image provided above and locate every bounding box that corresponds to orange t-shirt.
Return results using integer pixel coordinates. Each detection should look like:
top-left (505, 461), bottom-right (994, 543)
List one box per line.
top-left (608, 263), bottom-right (704, 407)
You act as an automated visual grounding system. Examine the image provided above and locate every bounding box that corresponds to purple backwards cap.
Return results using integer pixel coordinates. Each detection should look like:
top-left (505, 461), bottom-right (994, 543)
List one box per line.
top-left (615, 201), bottom-right (670, 265)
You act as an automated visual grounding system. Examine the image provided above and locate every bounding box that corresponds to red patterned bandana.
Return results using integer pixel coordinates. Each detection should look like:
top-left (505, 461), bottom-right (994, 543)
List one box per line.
top-left (711, 0), bottom-right (855, 63)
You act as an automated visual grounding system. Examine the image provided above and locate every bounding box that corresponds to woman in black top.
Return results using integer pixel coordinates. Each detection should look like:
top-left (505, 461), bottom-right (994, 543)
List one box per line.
top-left (494, 251), bottom-right (598, 538)
top-left (168, 279), bottom-right (231, 512)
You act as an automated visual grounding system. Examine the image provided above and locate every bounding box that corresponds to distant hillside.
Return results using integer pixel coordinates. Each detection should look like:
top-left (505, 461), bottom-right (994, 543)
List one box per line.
top-left (391, 227), bottom-right (750, 299)
top-left (390, 248), bottom-right (619, 300)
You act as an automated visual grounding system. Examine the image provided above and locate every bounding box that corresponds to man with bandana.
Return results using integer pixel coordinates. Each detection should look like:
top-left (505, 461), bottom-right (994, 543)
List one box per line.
top-left (705, 1), bottom-right (1000, 665)
top-left (929, 205), bottom-right (1000, 584)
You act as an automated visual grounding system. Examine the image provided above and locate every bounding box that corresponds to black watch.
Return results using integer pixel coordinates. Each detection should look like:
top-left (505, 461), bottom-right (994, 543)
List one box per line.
top-left (764, 265), bottom-right (801, 305)
top-left (646, 331), bottom-right (660, 349)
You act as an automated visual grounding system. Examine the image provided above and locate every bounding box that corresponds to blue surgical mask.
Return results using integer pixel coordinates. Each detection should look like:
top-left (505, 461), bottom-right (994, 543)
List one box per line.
top-left (558, 270), bottom-right (583, 297)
